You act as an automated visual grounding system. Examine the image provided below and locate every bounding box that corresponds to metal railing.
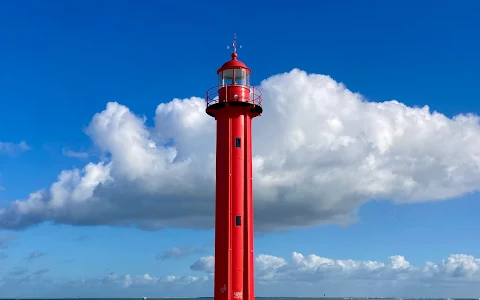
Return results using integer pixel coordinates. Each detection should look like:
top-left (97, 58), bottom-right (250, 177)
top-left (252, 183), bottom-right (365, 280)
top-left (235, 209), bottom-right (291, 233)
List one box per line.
top-left (206, 85), bottom-right (262, 108)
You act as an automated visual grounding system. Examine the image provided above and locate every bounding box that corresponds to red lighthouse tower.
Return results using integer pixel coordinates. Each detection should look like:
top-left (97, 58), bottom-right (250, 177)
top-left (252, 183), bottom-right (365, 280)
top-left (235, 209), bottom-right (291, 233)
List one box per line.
top-left (206, 34), bottom-right (262, 300)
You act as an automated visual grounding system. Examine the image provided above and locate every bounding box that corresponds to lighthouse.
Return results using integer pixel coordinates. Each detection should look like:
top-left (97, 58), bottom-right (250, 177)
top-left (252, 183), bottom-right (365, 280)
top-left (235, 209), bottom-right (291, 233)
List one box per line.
top-left (205, 34), bottom-right (262, 300)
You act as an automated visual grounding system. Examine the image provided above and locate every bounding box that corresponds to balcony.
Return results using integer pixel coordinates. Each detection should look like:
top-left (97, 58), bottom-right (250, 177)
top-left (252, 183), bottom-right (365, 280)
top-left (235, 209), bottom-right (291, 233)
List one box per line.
top-left (206, 85), bottom-right (262, 109)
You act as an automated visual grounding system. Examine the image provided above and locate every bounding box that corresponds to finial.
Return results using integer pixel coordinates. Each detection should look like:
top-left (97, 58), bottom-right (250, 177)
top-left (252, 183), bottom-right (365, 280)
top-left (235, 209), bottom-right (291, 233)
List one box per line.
top-left (227, 33), bottom-right (242, 59)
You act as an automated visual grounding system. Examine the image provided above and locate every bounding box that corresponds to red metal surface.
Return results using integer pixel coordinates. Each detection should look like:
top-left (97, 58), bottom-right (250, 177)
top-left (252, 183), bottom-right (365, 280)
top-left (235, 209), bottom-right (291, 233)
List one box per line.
top-left (207, 39), bottom-right (260, 300)
top-left (214, 114), bottom-right (232, 300)
top-left (217, 53), bottom-right (252, 74)
top-left (206, 85), bottom-right (262, 109)
top-left (243, 115), bottom-right (255, 300)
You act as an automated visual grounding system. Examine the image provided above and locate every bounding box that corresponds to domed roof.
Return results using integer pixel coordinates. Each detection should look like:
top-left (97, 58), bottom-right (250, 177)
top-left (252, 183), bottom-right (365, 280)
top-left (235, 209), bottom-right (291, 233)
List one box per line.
top-left (217, 52), bottom-right (252, 74)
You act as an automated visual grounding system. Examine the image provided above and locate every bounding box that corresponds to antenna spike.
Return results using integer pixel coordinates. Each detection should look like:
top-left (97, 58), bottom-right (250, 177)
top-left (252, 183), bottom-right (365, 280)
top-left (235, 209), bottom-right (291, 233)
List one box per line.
top-left (226, 33), bottom-right (242, 58)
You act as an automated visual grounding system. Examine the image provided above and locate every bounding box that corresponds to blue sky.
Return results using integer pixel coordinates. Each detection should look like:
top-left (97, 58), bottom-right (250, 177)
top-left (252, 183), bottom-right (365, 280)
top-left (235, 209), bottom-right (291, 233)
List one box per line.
top-left (1, 0), bottom-right (480, 298)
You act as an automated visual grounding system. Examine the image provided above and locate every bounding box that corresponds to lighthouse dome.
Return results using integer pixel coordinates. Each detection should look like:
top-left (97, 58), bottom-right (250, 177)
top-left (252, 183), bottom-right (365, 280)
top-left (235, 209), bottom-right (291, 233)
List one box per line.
top-left (217, 52), bottom-right (252, 74)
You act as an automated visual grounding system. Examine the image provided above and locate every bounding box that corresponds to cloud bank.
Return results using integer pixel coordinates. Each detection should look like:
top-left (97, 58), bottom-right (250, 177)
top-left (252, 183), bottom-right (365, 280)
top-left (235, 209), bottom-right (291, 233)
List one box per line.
top-left (191, 252), bottom-right (480, 285)
top-left (1, 69), bottom-right (480, 231)
top-left (2, 252), bottom-right (480, 298)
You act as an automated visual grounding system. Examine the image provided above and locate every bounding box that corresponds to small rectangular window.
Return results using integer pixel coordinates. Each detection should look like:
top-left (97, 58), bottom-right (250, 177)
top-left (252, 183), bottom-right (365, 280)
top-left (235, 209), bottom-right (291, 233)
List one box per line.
top-left (235, 137), bottom-right (241, 148)
top-left (235, 216), bottom-right (241, 226)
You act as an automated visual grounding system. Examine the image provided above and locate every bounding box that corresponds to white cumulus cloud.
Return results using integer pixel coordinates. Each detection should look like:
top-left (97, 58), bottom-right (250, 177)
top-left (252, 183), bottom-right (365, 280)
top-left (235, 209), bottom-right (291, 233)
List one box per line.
top-left (1, 69), bottom-right (480, 231)
top-left (190, 255), bottom-right (215, 273)
top-left (189, 252), bottom-right (480, 284)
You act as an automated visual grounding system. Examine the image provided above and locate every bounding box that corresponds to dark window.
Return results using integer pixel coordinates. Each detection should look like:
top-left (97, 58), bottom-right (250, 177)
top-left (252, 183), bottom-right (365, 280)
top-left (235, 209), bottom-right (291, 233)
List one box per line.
top-left (235, 137), bottom-right (241, 148)
top-left (235, 216), bottom-right (241, 226)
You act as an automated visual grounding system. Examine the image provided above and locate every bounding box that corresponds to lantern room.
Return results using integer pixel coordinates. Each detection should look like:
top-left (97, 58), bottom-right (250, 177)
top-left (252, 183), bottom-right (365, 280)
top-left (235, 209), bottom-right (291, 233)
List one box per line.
top-left (205, 36), bottom-right (262, 118)
top-left (218, 68), bottom-right (249, 86)
top-left (217, 53), bottom-right (251, 87)
top-left (214, 52), bottom-right (252, 106)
